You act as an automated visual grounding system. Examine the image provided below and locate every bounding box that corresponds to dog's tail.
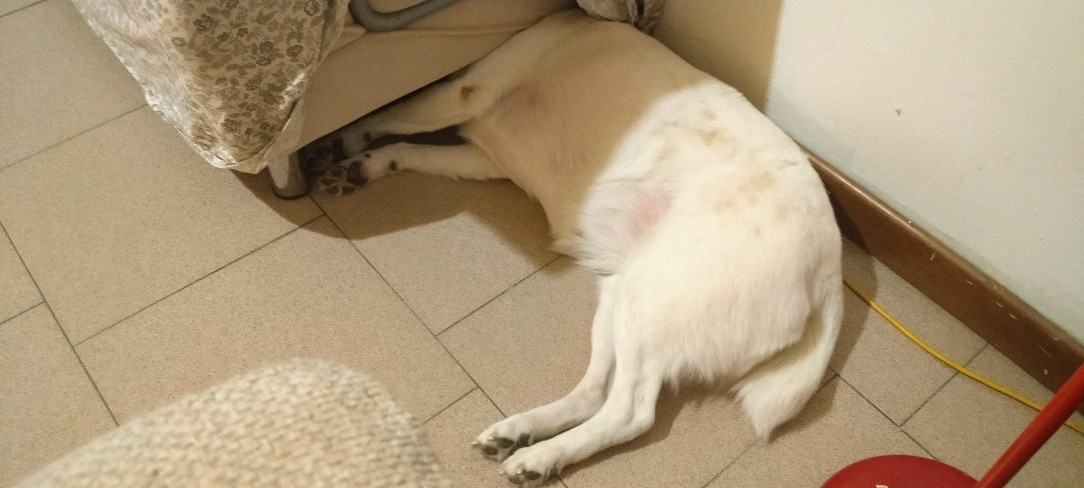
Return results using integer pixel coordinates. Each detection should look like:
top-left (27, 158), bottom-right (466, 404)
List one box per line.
top-left (732, 285), bottom-right (843, 439)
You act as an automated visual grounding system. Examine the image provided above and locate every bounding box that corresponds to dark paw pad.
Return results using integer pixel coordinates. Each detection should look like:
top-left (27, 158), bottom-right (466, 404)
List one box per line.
top-left (346, 161), bottom-right (368, 186)
top-left (388, 160), bottom-right (399, 172)
top-left (482, 445), bottom-right (498, 456)
top-left (497, 438), bottom-right (514, 448)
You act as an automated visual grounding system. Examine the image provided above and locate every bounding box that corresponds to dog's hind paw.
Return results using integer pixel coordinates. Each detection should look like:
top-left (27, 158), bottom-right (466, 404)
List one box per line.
top-left (499, 444), bottom-right (561, 487)
top-left (472, 429), bottom-right (531, 462)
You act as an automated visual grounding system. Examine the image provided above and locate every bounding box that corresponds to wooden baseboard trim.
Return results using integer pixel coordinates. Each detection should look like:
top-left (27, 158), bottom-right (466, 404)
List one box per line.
top-left (806, 149), bottom-right (1084, 403)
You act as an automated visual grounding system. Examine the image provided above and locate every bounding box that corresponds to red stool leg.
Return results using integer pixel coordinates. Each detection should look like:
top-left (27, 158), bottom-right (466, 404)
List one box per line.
top-left (975, 363), bottom-right (1084, 488)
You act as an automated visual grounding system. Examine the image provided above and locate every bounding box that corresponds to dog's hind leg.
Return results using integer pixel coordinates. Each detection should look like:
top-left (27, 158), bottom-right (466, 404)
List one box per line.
top-left (342, 26), bottom-right (575, 153)
top-left (496, 294), bottom-right (664, 486)
top-left (474, 276), bottom-right (618, 461)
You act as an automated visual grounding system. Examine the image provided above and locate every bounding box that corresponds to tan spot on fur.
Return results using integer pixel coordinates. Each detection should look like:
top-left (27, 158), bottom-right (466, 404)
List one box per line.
top-left (775, 204), bottom-right (793, 222)
top-left (737, 172), bottom-right (775, 198)
top-left (753, 225), bottom-right (763, 238)
top-left (459, 85), bottom-right (477, 101)
top-left (701, 108), bottom-right (717, 121)
top-left (698, 129), bottom-right (723, 145)
top-left (714, 198), bottom-right (737, 214)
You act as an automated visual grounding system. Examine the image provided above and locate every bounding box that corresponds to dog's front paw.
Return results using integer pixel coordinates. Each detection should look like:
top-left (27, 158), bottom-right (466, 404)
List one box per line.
top-left (316, 148), bottom-right (403, 196)
top-left (357, 148), bottom-right (403, 182)
top-left (498, 444), bottom-right (562, 487)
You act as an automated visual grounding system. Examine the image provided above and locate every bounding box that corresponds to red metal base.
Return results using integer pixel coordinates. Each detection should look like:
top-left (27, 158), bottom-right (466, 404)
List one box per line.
top-left (823, 455), bottom-right (977, 488)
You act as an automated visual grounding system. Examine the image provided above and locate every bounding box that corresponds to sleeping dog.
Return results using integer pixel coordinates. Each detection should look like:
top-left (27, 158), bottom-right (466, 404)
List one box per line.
top-left (338, 10), bottom-right (842, 486)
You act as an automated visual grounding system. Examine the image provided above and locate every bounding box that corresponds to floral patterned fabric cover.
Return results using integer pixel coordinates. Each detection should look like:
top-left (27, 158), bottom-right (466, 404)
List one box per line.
top-left (72, 0), bottom-right (349, 174)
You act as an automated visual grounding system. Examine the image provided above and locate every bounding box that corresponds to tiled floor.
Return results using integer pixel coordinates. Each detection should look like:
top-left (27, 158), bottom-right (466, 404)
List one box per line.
top-left (2, 2), bottom-right (1083, 487)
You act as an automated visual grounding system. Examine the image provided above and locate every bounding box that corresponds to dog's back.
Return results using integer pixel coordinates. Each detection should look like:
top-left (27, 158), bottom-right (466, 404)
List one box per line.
top-left (461, 10), bottom-right (843, 438)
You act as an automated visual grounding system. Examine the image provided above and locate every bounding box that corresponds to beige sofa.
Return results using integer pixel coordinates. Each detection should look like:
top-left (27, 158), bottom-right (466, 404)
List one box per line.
top-left (269, 0), bottom-right (574, 198)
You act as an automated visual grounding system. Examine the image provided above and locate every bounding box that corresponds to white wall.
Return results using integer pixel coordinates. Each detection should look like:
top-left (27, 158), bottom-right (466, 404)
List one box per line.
top-left (655, 1), bottom-right (1084, 342)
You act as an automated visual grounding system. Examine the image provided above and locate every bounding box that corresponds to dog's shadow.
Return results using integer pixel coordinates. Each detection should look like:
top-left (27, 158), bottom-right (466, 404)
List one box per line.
top-left (234, 130), bottom-right (554, 269)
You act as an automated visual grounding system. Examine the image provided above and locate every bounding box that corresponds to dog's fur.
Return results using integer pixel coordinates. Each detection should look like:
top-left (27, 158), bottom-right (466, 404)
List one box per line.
top-left (339, 10), bottom-right (842, 486)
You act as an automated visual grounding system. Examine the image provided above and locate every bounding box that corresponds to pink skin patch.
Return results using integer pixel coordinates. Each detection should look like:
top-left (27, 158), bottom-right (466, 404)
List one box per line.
top-left (627, 194), bottom-right (671, 242)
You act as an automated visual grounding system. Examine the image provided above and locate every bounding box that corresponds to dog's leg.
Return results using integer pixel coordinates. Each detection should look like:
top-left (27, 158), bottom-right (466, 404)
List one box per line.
top-left (324, 142), bottom-right (505, 191)
top-left (474, 276), bottom-right (618, 461)
top-left (343, 80), bottom-right (493, 150)
top-left (497, 307), bottom-right (664, 486)
top-left (342, 20), bottom-right (573, 153)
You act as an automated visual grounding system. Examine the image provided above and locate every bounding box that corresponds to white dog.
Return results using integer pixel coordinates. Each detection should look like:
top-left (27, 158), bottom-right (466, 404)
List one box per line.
top-left (338, 10), bottom-right (842, 486)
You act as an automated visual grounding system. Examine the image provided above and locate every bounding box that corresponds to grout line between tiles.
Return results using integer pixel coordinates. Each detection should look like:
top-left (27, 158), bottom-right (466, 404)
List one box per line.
top-left (835, 373), bottom-right (946, 463)
top-left (0, 300), bottom-right (45, 330)
top-left (309, 197), bottom-right (502, 413)
top-left (73, 214), bottom-right (325, 347)
top-left (839, 285), bottom-right (965, 428)
top-left (0, 0), bottom-right (45, 19)
top-left (902, 428), bottom-right (939, 461)
top-left (700, 375), bottom-right (842, 488)
top-left (899, 368), bottom-right (962, 428)
top-left (476, 386), bottom-right (508, 418)
top-left (311, 198), bottom-right (571, 421)
top-left (422, 387), bottom-right (478, 425)
top-left (47, 302), bottom-right (121, 426)
top-left (834, 373), bottom-right (908, 429)
top-left (963, 342), bottom-right (990, 366)
top-left (0, 104), bottom-right (148, 177)
top-left (436, 253), bottom-right (562, 338)
top-left (699, 438), bottom-right (758, 488)
top-left (0, 221), bottom-right (119, 426)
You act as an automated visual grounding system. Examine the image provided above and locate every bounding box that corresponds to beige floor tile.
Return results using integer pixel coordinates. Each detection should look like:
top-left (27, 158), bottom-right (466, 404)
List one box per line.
top-left (315, 172), bottom-right (556, 333)
top-left (0, 0), bottom-right (41, 17)
top-left (904, 364), bottom-right (1084, 486)
top-left (423, 389), bottom-right (541, 488)
top-left (560, 390), bottom-right (757, 488)
top-left (832, 238), bottom-right (988, 423)
top-left (830, 287), bottom-right (959, 423)
top-left (75, 217), bottom-right (474, 423)
top-left (0, 229), bottom-right (40, 324)
top-left (440, 257), bottom-right (595, 414)
top-left (0, 107), bottom-right (321, 343)
top-left (709, 378), bottom-right (928, 488)
top-left (0, 305), bottom-right (115, 486)
top-left (841, 239), bottom-right (986, 363)
top-left (967, 345), bottom-right (1084, 427)
top-left (0, 0), bottom-right (144, 168)
top-left (441, 258), bottom-right (758, 487)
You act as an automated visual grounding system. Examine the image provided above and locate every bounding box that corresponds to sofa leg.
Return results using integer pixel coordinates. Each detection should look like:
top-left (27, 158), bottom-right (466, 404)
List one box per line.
top-left (269, 152), bottom-right (309, 200)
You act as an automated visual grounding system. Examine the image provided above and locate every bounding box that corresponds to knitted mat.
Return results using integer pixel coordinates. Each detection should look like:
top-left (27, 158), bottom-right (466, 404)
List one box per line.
top-left (17, 360), bottom-right (451, 488)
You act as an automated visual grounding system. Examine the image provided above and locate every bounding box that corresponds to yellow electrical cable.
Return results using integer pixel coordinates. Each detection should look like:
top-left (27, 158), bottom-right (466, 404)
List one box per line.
top-left (842, 278), bottom-right (1084, 437)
